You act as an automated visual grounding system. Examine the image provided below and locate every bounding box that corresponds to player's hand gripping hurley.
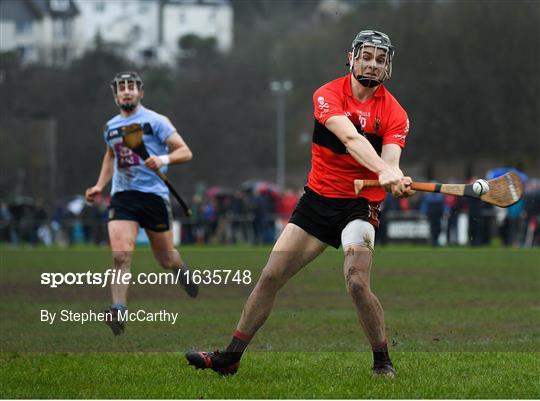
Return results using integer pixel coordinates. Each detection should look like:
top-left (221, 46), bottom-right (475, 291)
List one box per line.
top-left (354, 172), bottom-right (523, 208)
top-left (122, 123), bottom-right (192, 216)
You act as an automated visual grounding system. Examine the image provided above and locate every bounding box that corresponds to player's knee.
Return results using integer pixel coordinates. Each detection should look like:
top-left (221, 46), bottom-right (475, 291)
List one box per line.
top-left (341, 219), bottom-right (375, 252)
top-left (112, 251), bottom-right (132, 269)
top-left (345, 264), bottom-right (370, 298)
top-left (258, 267), bottom-right (285, 291)
top-left (346, 275), bottom-right (370, 299)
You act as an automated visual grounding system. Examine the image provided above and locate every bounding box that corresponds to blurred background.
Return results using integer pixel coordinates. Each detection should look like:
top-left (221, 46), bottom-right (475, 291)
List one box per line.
top-left (0, 0), bottom-right (539, 247)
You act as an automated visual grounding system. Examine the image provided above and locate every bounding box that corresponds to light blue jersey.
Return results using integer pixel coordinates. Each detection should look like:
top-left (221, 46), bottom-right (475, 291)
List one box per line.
top-left (104, 105), bottom-right (175, 199)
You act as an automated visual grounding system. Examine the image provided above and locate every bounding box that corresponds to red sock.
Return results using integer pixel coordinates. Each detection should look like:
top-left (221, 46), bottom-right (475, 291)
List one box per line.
top-left (226, 330), bottom-right (252, 353)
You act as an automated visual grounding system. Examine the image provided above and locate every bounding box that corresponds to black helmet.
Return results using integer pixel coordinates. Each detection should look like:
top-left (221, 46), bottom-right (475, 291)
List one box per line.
top-left (110, 71), bottom-right (143, 94)
top-left (352, 30), bottom-right (394, 55)
top-left (350, 30), bottom-right (395, 87)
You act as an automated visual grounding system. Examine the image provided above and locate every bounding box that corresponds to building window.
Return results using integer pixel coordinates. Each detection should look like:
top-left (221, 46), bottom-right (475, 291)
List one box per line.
top-left (16, 46), bottom-right (26, 58)
top-left (208, 9), bottom-right (216, 23)
top-left (15, 20), bottom-right (33, 35)
top-left (94, 1), bottom-right (105, 12)
top-left (50, 0), bottom-right (70, 12)
top-left (53, 19), bottom-right (72, 39)
top-left (139, 3), bottom-right (149, 13)
top-left (141, 48), bottom-right (155, 61)
top-left (131, 25), bottom-right (141, 40)
top-left (16, 46), bottom-right (35, 62)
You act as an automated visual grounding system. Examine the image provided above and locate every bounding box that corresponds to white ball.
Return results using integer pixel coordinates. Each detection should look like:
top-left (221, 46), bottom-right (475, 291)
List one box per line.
top-left (473, 179), bottom-right (490, 195)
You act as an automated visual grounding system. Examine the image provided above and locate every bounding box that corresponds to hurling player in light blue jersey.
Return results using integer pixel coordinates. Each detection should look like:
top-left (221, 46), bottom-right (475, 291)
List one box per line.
top-left (85, 72), bottom-right (198, 336)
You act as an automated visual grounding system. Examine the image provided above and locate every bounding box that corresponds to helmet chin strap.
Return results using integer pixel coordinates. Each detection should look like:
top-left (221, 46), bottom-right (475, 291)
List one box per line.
top-left (351, 65), bottom-right (382, 88)
top-left (354, 74), bottom-right (381, 88)
top-left (349, 59), bottom-right (383, 88)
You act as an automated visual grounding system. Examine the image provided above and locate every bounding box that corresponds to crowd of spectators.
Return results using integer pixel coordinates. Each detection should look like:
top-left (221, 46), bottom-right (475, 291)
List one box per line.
top-left (2, 178), bottom-right (539, 248)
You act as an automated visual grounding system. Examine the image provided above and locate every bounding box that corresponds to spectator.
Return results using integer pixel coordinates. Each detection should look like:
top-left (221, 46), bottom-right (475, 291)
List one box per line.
top-left (500, 199), bottom-right (525, 247)
top-left (523, 180), bottom-right (540, 247)
top-left (376, 194), bottom-right (399, 245)
top-left (468, 198), bottom-right (493, 246)
top-left (0, 202), bottom-right (15, 244)
top-left (420, 192), bottom-right (446, 247)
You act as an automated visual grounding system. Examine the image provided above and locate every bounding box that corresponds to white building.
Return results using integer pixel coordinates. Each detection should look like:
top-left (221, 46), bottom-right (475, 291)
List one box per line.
top-left (74, 0), bottom-right (161, 63)
top-left (0, 0), bottom-right (83, 66)
top-left (0, 0), bottom-right (233, 66)
top-left (75, 0), bottom-right (233, 66)
top-left (162, 0), bottom-right (233, 56)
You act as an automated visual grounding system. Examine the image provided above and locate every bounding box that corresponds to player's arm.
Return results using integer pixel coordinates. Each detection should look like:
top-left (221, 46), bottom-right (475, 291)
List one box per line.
top-left (381, 144), bottom-right (415, 198)
top-left (325, 115), bottom-right (402, 188)
top-left (165, 132), bottom-right (193, 164)
top-left (85, 146), bottom-right (114, 203)
top-left (144, 132), bottom-right (193, 170)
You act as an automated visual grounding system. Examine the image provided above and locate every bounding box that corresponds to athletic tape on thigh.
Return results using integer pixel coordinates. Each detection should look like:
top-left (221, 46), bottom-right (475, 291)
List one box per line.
top-left (341, 219), bottom-right (375, 250)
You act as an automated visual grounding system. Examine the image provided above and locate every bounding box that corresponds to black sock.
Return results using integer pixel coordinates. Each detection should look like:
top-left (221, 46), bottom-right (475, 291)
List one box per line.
top-left (372, 339), bottom-right (392, 366)
top-left (224, 330), bottom-right (252, 362)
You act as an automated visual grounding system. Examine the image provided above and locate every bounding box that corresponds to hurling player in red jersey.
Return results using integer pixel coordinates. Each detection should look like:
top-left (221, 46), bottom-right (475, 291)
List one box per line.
top-left (186, 30), bottom-right (414, 378)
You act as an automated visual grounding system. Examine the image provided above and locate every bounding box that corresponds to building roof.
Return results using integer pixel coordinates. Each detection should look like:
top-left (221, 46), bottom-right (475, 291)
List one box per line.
top-left (30, 0), bottom-right (79, 18)
top-left (0, 0), bottom-right (42, 20)
top-left (0, 0), bottom-right (79, 21)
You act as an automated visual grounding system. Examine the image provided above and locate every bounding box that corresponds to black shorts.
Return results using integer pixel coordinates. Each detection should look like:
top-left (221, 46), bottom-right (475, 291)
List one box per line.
top-left (108, 190), bottom-right (172, 232)
top-left (289, 186), bottom-right (381, 249)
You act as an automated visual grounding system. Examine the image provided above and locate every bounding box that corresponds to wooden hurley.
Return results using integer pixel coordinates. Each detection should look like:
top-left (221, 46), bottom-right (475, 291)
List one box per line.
top-left (121, 123), bottom-right (192, 217)
top-left (353, 172), bottom-right (524, 208)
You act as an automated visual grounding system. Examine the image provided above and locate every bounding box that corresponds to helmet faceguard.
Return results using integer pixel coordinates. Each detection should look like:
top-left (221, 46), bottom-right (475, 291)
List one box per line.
top-left (349, 30), bottom-right (395, 88)
top-left (110, 71), bottom-right (144, 112)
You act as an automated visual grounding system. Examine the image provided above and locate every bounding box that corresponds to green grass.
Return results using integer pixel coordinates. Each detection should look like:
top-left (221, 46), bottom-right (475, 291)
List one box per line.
top-left (1, 352), bottom-right (538, 398)
top-left (1, 245), bottom-right (539, 398)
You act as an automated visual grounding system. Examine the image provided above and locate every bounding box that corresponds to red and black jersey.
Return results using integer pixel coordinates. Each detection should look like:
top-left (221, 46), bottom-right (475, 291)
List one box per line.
top-left (306, 74), bottom-right (409, 201)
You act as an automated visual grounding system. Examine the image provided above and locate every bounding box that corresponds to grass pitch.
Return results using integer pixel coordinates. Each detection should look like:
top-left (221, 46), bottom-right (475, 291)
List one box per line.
top-left (1, 352), bottom-right (538, 398)
top-left (0, 245), bottom-right (539, 398)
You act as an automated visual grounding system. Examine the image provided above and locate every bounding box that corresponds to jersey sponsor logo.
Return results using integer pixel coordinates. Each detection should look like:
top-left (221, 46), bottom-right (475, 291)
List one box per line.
top-left (114, 143), bottom-right (141, 168)
top-left (393, 133), bottom-right (407, 141)
top-left (317, 96), bottom-right (330, 117)
top-left (106, 128), bottom-right (122, 141)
